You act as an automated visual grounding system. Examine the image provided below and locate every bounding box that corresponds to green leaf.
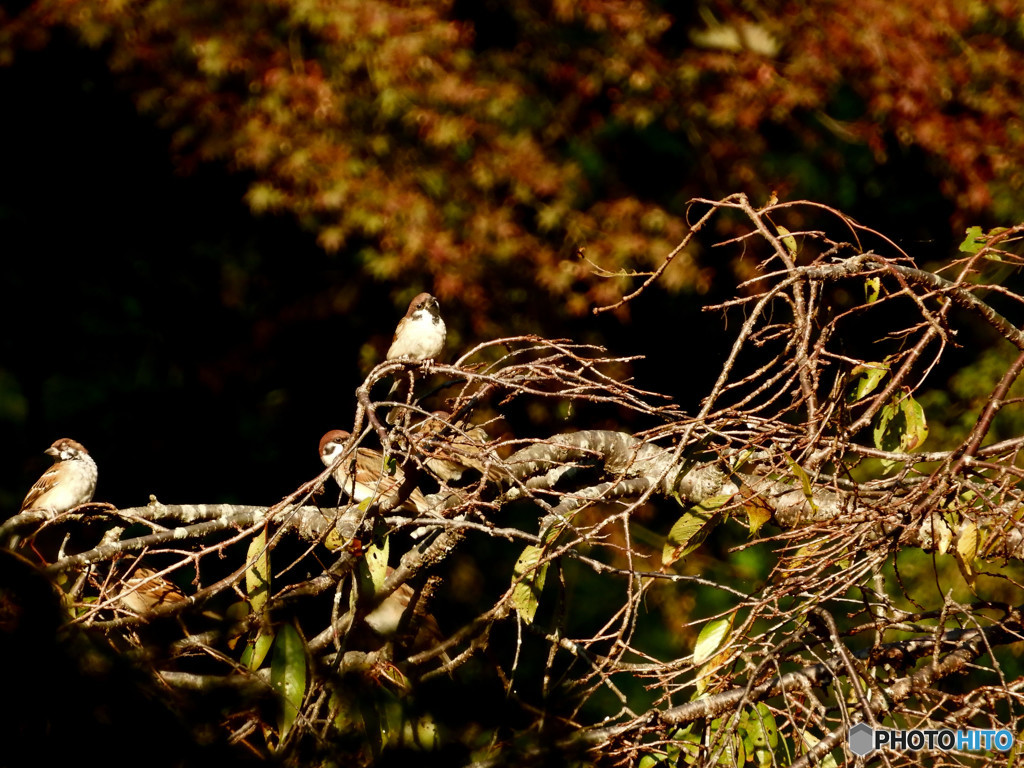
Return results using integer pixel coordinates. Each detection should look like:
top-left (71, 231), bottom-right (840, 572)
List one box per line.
top-left (694, 614), bottom-right (734, 666)
top-left (873, 399), bottom-right (900, 453)
top-left (399, 711), bottom-right (440, 750)
top-left (959, 225), bottom-right (985, 254)
top-left (847, 361), bottom-right (888, 402)
top-left (511, 545), bottom-right (548, 624)
top-left (324, 522), bottom-right (348, 551)
top-left (662, 494), bottom-right (732, 566)
top-left (710, 716), bottom-right (747, 765)
top-left (873, 391), bottom-right (929, 465)
top-left (900, 394), bottom-right (929, 450)
top-left (783, 455), bottom-right (817, 513)
top-left (359, 693), bottom-right (386, 757)
top-left (271, 622), bottom-right (308, 742)
top-left (355, 535), bottom-right (390, 611)
top-left (747, 703), bottom-right (779, 748)
top-left (670, 729), bottom-right (703, 766)
top-left (241, 628), bottom-right (275, 671)
top-left (959, 226), bottom-right (1012, 256)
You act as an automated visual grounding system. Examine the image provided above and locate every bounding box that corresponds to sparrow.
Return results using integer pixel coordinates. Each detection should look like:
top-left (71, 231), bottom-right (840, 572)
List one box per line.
top-left (117, 567), bottom-right (188, 615)
top-left (414, 411), bottom-right (507, 484)
top-left (19, 438), bottom-right (97, 517)
top-left (386, 292), bottom-right (446, 362)
top-left (364, 570), bottom-right (449, 663)
top-left (319, 430), bottom-right (430, 514)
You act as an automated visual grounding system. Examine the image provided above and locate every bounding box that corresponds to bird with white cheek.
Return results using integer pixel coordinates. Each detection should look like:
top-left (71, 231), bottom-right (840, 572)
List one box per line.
top-left (319, 430), bottom-right (430, 514)
top-left (386, 292), bottom-right (446, 362)
top-left (19, 438), bottom-right (97, 517)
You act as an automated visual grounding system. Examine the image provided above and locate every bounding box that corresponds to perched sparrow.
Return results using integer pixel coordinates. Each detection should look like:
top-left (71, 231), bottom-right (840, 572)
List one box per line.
top-left (117, 567), bottom-right (188, 615)
top-left (319, 430), bottom-right (430, 513)
top-left (364, 568), bottom-right (449, 663)
top-left (19, 438), bottom-right (97, 517)
top-left (415, 411), bottom-right (508, 485)
top-left (386, 292), bottom-right (446, 362)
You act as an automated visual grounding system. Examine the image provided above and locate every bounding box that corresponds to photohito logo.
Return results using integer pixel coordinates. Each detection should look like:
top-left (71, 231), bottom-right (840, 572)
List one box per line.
top-left (848, 722), bottom-right (1014, 756)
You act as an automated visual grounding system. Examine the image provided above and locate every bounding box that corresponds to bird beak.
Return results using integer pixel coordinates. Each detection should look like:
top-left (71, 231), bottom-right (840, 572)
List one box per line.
top-left (44, 447), bottom-right (59, 457)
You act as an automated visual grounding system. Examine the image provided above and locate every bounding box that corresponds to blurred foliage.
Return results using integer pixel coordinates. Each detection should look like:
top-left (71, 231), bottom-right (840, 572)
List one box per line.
top-left (3, 0), bottom-right (1024, 333)
top-left (919, 346), bottom-right (1024, 450)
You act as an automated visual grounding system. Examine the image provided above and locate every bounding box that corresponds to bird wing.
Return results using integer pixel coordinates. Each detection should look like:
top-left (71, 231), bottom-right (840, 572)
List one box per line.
top-left (19, 466), bottom-right (61, 511)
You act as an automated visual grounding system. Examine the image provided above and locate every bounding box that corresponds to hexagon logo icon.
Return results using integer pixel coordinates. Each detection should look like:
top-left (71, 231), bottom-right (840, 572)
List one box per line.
top-left (849, 722), bottom-right (874, 756)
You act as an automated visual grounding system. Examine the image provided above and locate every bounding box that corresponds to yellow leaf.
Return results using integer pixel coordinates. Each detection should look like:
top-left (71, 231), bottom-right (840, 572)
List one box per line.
top-left (511, 545), bottom-right (548, 624)
top-left (864, 276), bottom-right (881, 303)
top-left (243, 527), bottom-right (273, 670)
top-left (742, 488), bottom-right (773, 536)
top-left (776, 224), bottom-right (798, 257)
top-left (956, 520), bottom-right (979, 570)
top-left (365, 536), bottom-right (389, 595)
top-left (933, 515), bottom-right (953, 556)
top-left (246, 527), bottom-right (271, 614)
top-left (800, 731), bottom-right (838, 768)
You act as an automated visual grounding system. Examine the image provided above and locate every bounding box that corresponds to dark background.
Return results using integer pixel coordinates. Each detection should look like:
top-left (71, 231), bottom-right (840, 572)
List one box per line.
top-left (2, 38), bottom-right (365, 509)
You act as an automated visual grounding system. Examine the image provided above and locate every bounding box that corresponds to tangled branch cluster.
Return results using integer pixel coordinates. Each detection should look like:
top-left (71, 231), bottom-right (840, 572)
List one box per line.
top-left (6, 195), bottom-right (1024, 767)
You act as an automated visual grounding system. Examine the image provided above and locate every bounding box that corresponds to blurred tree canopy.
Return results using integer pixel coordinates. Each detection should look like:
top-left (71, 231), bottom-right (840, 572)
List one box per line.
top-left (3, 0), bottom-right (1023, 329)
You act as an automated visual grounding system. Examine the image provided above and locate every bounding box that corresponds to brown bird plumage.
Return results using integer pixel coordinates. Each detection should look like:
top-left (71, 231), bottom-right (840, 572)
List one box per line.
top-left (19, 438), bottom-right (97, 517)
top-left (414, 411), bottom-right (509, 485)
top-left (386, 293), bottom-right (446, 362)
top-left (319, 430), bottom-right (430, 513)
